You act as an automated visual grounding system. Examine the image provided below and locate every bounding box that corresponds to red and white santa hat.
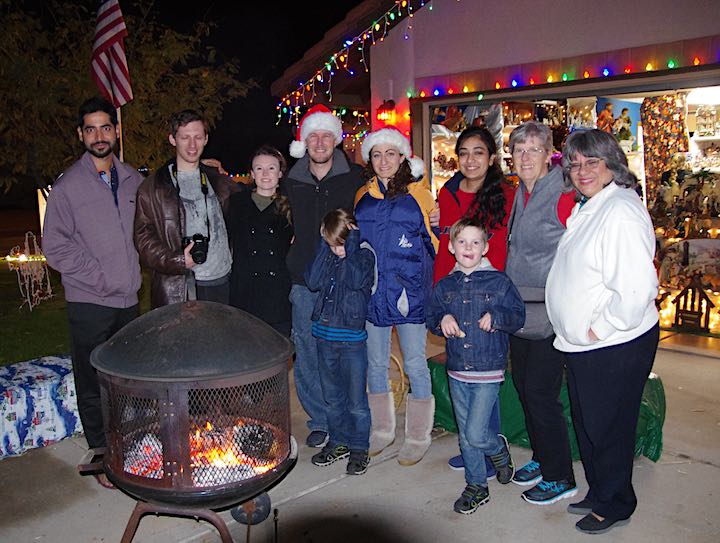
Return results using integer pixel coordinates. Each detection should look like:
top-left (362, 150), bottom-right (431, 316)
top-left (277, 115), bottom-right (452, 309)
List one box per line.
top-left (289, 104), bottom-right (344, 158)
top-left (361, 126), bottom-right (425, 179)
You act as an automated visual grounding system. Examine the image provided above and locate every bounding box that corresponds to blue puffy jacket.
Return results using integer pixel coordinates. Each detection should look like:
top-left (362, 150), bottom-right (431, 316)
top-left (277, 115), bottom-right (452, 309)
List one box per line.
top-left (354, 177), bottom-right (438, 326)
top-left (305, 229), bottom-right (375, 331)
top-left (427, 261), bottom-right (526, 372)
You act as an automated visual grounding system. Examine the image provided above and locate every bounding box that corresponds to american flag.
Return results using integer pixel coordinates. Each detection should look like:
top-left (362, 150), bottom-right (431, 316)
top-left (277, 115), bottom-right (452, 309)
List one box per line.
top-left (91, 0), bottom-right (133, 108)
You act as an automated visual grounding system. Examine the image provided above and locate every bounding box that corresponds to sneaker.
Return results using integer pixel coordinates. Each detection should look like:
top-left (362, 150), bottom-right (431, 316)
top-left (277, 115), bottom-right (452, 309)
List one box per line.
top-left (489, 434), bottom-right (515, 484)
top-left (306, 430), bottom-right (329, 448)
top-left (311, 444), bottom-right (349, 466)
top-left (346, 450), bottom-right (370, 475)
top-left (448, 454), bottom-right (464, 470)
top-left (453, 484), bottom-right (490, 514)
top-left (522, 479), bottom-right (578, 505)
top-left (575, 513), bottom-right (630, 534)
top-left (512, 459), bottom-right (542, 486)
top-left (447, 455), bottom-right (497, 480)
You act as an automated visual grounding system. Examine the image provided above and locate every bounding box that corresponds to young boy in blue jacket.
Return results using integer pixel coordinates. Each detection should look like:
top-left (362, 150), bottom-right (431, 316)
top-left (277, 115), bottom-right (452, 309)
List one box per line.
top-left (427, 217), bottom-right (526, 513)
top-left (305, 208), bottom-right (376, 475)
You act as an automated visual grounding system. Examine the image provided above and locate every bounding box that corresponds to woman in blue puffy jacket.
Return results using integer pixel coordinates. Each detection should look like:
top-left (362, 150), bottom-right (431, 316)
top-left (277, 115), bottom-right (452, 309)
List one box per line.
top-left (354, 126), bottom-right (438, 466)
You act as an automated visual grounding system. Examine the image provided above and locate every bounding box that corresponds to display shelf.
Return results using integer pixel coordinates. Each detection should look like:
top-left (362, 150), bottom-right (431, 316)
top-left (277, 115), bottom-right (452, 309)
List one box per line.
top-left (692, 135), bottom-right (720, 142)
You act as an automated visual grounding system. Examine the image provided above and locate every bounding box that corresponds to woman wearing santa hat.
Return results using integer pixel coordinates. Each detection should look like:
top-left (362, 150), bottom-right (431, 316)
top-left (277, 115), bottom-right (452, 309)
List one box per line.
top-left (354, 126), bottom-right (438, 466)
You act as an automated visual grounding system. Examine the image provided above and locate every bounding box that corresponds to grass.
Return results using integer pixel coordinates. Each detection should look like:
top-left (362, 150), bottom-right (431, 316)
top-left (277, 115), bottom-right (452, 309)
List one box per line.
top-left (0, 265), bottom-right (151, 367)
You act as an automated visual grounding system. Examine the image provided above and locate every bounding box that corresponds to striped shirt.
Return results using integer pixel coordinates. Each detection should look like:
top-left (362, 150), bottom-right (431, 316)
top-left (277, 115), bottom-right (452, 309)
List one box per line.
top-left (448, 369), bottom-right (505, 384)
top-left (312, 322), bottom-right (368, 342)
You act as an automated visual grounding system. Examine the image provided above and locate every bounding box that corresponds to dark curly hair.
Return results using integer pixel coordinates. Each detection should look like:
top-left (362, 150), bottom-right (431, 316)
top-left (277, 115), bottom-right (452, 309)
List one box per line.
top-left (454, 126), bottom-right (509, 231)
top-left (362, 157), bottom-right (417, 199)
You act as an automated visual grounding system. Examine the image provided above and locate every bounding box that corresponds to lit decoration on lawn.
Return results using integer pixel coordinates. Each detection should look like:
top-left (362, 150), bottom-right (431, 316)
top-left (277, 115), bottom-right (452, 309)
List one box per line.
top-left (5, 232), bottom-right (52, 311)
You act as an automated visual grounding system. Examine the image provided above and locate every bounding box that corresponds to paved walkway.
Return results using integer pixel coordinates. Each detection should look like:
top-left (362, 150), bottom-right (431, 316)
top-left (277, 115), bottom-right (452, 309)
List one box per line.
top-left (0, 333), bottom-right (718, 543)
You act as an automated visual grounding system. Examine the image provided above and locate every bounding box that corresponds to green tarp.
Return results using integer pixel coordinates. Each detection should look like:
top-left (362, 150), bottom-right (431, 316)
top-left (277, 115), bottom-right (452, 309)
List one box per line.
top-left (429, 358), bottom-right (665, 462)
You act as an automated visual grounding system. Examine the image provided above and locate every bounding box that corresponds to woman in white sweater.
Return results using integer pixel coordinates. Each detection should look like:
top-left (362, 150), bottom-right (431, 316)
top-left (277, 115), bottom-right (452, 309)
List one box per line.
top-left (545, 129), bottom-right (659, 535)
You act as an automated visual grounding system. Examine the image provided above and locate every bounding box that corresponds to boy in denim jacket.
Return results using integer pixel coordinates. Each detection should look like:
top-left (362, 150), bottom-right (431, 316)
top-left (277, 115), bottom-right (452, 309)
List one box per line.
top-left (427, 218), bottom-right (525, 513)
top-left (305, 208), bottom-right (376, 475)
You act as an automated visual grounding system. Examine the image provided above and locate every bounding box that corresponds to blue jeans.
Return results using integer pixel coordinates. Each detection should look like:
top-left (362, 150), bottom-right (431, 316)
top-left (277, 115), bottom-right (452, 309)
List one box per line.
top-left (317, 339), bottom-right (371, 451)
top-left (290, 284), bottom-right (326, 432)
top-left (448, 378), bottom-right (504, 486)
top-left (366, 321), bottom-right (432, 399)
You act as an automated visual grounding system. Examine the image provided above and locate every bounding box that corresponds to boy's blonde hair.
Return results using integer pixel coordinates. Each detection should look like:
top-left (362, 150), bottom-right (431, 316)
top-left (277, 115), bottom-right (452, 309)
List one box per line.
top-left (449, 217), bottom-right (488, 245)
top-left (321, 208), bottom-right (358, 247)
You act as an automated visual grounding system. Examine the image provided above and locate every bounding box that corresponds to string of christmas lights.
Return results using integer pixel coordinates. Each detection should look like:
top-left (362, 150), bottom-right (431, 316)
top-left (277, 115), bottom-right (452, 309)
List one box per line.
top-left (274, 0), bottom-right (716, 129)
top-left (275, 0), bottom-right (429, 126)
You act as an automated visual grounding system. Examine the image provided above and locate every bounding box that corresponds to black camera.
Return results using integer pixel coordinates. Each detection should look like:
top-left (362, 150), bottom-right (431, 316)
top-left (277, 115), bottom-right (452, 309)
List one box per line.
top-left (183, 233), bottom-right (210, 264)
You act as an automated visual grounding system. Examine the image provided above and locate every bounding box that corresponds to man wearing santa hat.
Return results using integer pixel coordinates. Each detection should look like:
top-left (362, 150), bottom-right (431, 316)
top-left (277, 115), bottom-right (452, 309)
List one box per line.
top-left (285, 104), bottom-right (366, 448)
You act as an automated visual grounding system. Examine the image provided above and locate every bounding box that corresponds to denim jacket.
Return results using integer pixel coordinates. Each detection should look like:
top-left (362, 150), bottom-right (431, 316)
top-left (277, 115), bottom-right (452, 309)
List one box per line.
top-left (427, 259), bottom-right (525, 372)
top-left (305, 229), bottom-right (375, 331)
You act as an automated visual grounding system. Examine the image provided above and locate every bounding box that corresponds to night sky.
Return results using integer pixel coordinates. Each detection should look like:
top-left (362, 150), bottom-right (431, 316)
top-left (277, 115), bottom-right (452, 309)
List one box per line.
top-left (152, 0), bottom-right (366, 174)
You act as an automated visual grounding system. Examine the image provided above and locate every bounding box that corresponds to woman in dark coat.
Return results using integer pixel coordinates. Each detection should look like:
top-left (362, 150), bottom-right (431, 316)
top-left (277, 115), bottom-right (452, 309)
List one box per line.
top-left (228, 146), bottom-right (293, 335)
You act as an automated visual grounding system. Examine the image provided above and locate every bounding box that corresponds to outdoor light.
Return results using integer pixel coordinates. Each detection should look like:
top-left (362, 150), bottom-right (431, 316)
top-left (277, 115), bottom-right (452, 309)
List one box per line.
top-left (376, 99), bottom-right (397, 123)
top-left (602, 68), bottom-right (610, 76)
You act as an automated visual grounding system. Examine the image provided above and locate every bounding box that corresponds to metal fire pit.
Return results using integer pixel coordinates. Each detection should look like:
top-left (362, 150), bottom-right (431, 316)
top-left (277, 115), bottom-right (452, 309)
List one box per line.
top-left (89, 301), bottom-right (295, 541)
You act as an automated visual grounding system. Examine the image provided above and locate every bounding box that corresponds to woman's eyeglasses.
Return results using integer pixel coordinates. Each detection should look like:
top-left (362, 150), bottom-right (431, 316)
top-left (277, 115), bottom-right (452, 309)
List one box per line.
top-left (512, 147), bottom-right (546, 158)
top-left (567, 158), bottom-right (603, 174)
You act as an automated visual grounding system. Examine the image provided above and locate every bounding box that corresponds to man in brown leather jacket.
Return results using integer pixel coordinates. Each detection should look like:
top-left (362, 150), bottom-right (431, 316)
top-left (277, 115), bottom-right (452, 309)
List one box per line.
top-left (134, 110), bottom-right (241, 308)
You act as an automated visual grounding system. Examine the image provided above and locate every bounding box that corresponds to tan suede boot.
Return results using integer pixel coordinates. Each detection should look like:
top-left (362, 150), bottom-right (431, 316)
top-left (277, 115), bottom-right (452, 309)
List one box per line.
top-left (368, 391), bottom-right (396, 456)
top-left (398, 395), bottom-right (435, 466)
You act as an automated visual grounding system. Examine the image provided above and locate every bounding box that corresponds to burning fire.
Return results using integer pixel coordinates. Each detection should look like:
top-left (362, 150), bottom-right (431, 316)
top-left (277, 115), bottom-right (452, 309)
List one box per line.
top-left (191, 422), bottom-right (276, 468)
top-left (124, 419), bottom-right (282, 484)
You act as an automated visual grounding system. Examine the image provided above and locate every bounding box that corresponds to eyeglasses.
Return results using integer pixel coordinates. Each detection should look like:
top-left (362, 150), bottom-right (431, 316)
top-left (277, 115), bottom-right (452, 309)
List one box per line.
top-left (567, 158), bottom-right (604, 174)
top-left (512, 147), bottom-right (546, 158)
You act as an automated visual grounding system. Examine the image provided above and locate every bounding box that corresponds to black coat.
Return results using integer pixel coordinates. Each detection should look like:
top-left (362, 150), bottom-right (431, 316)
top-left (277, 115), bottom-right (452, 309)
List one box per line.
top-left (283, 150), bottom-right (365, 285)
top-left (228, 191), bottom-right (293, 328)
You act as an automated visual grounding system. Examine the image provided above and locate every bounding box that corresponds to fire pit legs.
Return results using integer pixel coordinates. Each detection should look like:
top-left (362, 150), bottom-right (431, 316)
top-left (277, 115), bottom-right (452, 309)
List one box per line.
top-left (120, 501), bottom-right (235, 543)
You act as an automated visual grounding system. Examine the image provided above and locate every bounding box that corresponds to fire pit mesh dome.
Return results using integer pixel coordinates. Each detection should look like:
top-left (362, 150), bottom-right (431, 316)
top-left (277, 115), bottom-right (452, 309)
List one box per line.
top-left (91, 301), bottom-right (295, 508)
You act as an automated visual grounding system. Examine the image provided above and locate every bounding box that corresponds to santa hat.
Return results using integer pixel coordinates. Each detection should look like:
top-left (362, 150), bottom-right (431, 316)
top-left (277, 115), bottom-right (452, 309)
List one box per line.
top-left (289, 104), bottom-right (343, 158)
top-left (361, 126), bottom-right (425, 179)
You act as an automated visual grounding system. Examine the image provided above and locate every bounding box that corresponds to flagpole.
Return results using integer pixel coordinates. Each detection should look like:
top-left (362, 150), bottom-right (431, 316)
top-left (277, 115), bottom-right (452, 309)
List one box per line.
top-left (117, 106), bottom-right (124, 162)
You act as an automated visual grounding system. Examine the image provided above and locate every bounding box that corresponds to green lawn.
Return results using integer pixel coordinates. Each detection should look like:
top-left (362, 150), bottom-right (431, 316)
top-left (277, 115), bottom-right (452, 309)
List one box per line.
top-left (0, 265), bottom-right (150, 366)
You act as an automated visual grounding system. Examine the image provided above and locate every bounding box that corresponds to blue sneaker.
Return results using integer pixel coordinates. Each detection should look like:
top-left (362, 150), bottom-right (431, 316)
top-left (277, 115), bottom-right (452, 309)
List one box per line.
top-left (447, 455), bottom-right (497, 480)
top-left (522, 479), bottom-right (578, 505)
top-left (448, 454), bottom-right (464, 470)
top-left (512, 459), bottom-right (542, 486)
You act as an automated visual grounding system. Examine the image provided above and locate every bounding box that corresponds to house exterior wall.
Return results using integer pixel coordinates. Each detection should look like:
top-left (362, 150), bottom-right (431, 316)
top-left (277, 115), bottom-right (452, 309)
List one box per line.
top-left (370, 0), bottom-right (720, 133)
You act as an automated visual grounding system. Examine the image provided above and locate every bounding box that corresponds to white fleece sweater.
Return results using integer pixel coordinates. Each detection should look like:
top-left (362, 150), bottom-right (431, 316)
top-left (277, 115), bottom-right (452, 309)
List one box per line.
top-left (546, 183), bottom-right (659, 352)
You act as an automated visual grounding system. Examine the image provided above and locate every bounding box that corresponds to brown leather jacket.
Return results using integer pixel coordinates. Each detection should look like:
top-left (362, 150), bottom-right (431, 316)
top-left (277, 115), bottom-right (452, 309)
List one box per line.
top-left (134, 162), bottom-right (241, 309)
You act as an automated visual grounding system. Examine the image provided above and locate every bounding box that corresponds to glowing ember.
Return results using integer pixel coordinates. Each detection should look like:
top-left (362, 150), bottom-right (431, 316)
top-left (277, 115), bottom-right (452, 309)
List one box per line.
top-left (124, 433), bottom-right (164, 479)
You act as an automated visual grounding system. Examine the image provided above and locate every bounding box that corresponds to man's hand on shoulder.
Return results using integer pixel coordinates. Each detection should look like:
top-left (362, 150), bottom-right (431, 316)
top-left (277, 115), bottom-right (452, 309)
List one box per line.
top-left (201, 158), bottom-right (227, 175)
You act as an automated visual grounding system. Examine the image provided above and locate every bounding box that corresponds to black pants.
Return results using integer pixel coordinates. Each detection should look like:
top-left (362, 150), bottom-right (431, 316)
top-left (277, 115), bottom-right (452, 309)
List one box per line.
top-left (66, 302), bottom-right (139, 449)
top-left (510, 334), bottom-right (574, 482)
top-left (196, 279), bottom-right (230, 305)
top-left (566, 324), bottom-right (659, 521)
